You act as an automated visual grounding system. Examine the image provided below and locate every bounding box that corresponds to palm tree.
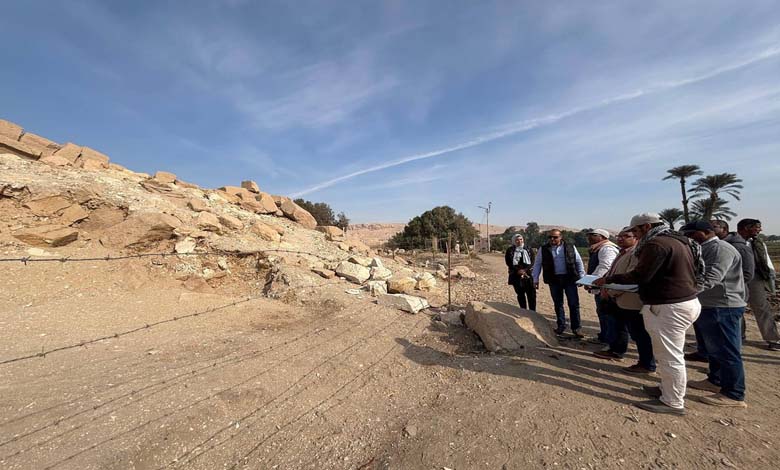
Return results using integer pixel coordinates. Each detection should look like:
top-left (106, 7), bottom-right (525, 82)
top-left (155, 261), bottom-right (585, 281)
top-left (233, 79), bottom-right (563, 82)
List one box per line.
top-left (690, 197), bottom-right (737, 221)
top-left (659, 208), bottom-right (684, 230)
top-left (690, 173), bottom-right (743, 219)
top-left (663, 165), bottom-right (703, 223)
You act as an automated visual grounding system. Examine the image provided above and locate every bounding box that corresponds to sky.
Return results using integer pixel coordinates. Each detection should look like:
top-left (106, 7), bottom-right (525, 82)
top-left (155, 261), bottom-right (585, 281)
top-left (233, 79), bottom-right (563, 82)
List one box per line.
top-left (2, 1), bottom-right (779, 233)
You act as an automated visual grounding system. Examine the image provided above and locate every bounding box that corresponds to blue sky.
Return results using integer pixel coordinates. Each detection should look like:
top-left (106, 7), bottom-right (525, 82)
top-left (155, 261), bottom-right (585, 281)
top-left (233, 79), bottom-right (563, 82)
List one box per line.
top-left (2, 1), bottom-right (779, 232)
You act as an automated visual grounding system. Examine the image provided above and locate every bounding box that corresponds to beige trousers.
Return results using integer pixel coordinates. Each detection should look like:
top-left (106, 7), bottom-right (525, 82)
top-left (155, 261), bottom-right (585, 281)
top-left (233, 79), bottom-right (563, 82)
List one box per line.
top-left (642, 298), bottom-right (702, 409)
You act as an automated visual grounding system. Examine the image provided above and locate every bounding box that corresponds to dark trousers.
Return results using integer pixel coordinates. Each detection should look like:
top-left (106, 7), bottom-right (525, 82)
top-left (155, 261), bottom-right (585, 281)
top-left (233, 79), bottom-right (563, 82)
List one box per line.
top-left (594, 295), bottom-right (611, 343)
top-left (548, 275), bottom-right (581, 331)
top-left (511, 277), bottom-right (536, 310)
top-left (692, 319), bottom-right (709, 358)
top-left (698, 307), bottom-right (746, 401)
top-left (606, 302), bottom-right (656, 370)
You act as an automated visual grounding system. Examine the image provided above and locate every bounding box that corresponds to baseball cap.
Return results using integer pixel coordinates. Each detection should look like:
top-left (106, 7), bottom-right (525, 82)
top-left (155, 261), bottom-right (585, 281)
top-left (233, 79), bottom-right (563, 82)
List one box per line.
top-left (587, 229), bottom-right (610, 239)
top-left (680, 220), bottom-right (714, 233)
top-left (628, 212), bottom-right (664, 229)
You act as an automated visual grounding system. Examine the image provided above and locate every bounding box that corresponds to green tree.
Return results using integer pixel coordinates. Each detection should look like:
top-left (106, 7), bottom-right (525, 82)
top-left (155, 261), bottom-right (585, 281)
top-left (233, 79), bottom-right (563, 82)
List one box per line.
top-left (690, 197), bottom-right (737, 221)
top-left (659, 208), bottom-right (684, 230)
top-left (663, 165), bottom-right (703, 223)
top-left (293, 198), bottom-right (336, 226)
top-left (690, 173), bottom-right (743, 220)
top-left (335, 212), bottom-right (350, 232)
top-left (389, 206), bottom-right (478, 249)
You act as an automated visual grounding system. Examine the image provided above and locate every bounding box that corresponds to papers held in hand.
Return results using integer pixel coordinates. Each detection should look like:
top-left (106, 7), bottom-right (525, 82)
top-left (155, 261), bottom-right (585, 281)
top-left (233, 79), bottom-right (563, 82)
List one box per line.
top-left (576, 274), bottom-right (639, 293)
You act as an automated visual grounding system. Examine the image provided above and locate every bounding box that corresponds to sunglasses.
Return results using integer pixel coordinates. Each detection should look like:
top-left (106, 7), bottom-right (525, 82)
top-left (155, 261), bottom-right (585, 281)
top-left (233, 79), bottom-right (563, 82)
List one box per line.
top-left (548, 236), bottom-right (560, 239)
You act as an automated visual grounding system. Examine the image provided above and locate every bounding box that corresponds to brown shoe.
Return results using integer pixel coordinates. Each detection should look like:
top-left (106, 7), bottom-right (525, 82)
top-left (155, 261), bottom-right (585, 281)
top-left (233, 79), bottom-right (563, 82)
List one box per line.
top-left (688, 379), bottom-right (720, 393)
top-left (700, 393), bottom-right (747, 408)
top-left (684, 351), bottom-right (707, 362)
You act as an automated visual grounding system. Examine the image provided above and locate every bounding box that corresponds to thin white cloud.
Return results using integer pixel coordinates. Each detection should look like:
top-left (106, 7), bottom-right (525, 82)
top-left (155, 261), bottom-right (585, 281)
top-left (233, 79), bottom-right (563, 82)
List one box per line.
top-left (293, 45), bottom-right (780, 197)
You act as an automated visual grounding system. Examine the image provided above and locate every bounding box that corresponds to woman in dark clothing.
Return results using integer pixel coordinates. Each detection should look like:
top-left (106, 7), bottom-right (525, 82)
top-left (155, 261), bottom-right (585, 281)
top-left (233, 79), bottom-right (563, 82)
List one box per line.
top-left (505, 234), bottom-right (536, 310)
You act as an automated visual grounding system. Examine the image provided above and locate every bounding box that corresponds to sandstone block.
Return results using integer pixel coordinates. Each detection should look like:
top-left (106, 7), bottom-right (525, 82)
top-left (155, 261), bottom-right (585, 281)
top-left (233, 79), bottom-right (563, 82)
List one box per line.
top-left (452, 266), bottom-right (477, 279)
top-left (465, 301), bottom-right (558, 352)
top-left (0, 135), bottom-right (42, 159)
top-left (0, 119), bottom-right (23, 140)
top-left (370, 257), bottom-right (385, 268)
top-left (187, 198), bottom-right (210, 212)
top-left (75, 156), bottom-right (107, 170)
top-left (348, 255), bottom-right (372, 267)
top-left (13, 224), bottom-right (79, 247)
top-left (175, 237), bottom-right (197, 254)
top-left (312, 268), bottom-right (336, 279)
top-left (241, 180), bottom-right (260, 193)
top-left (250, 222), bottom-right (282, 242)
top-left (219, 186), bottom-right (252, 198)
top-left (79, 206), bottom-right (126, 231)
top-left (20, 132), bottom-right (60, 157)
top-left (39, 155), bottom-right (72, 166)
top-left (278, 198), bottom-right (317, 229)
top-left (196, 211), bottom-right (222, 232)
top-left (154, 171), bottom-right (177, 183)
top-left (254, 192), bottom-right (278, 214)
top-left (59, 204), bottom-right (90, 226)
top-left (52, 143), bottom-right (82, 163)
top-left (175, 179), bottom-right (200, 189)
top-left (24, 195), bottom-right (72, 216)
top-left (377, 294), bottom-right (429, 314)
top-left (80, 146), bottom-right (110, 165)
top-left (387, 277), bottom-right (416, 294)
top-left (335, 261), bottom-right (370, 284)
top-left (99, 212), bottom-right (180, 248)
top-left (218, 214), bottom-right (243, 230)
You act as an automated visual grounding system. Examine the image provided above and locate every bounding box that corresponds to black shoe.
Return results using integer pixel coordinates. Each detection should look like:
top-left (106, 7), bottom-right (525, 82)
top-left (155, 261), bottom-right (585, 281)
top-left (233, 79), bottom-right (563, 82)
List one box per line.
top-left (554, 327), bottom-right (566, 336)
top-left (634, 399), bottom-right (686, 415)
top-left (593, 350), bottom-right (624, 361)
top-left (767, 343), bottom-right (780, 351)
top-left (572, 329), bottom-right (585, 339)
top-left (642, 385), bottom-right (662, 398)
top-left (623, 364), bottom-right (656, 375)
top-left (684, 351), bottom-right (707, 363)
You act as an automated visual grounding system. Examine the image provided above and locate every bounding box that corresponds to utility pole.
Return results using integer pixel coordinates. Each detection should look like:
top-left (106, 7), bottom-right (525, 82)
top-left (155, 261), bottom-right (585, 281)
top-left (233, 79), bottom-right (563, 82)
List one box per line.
top-left (478, 202), bottom-right (492, 252)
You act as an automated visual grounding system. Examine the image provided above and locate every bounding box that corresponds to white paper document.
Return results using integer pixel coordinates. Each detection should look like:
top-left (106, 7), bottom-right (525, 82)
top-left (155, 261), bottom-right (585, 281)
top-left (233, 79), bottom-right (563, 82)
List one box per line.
top-left (576, 274), bottom-right (639, 293)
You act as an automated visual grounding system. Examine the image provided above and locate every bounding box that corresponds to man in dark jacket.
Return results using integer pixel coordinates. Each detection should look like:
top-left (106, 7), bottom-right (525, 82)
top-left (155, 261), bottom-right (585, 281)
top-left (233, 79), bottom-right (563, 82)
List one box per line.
top-left (595, 213), bottom-right (701, 415)
top-left (712, 220), bottom-right (754, 342)
top-left (531, 229), bottom-right (585, 336)
top-left (505, 234), bottom-right (536, 310)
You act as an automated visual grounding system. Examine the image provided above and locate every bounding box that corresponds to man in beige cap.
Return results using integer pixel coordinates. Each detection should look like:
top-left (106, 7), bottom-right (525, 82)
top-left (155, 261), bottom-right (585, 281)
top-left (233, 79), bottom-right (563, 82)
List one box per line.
top-left (594, 213), bottom-right (701, 415)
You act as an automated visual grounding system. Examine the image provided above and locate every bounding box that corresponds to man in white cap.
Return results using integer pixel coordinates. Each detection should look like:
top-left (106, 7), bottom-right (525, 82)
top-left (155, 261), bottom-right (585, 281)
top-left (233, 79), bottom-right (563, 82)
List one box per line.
top-left (594, 213), bottom-right (702, 415)
top-left (585, 229), bottom-right (619, 344)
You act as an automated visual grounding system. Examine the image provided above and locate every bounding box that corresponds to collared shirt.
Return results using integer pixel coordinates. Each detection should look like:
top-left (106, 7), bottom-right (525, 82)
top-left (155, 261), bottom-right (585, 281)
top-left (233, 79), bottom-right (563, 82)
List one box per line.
top-left (531, 243), bottom-right (585, 282)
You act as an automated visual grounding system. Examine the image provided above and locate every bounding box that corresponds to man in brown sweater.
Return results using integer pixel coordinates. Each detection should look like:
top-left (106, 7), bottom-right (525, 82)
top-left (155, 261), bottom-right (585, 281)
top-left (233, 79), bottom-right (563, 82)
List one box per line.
top-left (595, 213), bottom-right (701, 415)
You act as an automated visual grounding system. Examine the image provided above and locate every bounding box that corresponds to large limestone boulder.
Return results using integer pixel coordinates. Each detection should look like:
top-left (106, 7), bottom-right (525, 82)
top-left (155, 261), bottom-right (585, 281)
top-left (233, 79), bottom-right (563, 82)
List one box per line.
top-left (188, 198), bottom-right (210, 212)
top-left (415, 272), bottom-right (437, 291)
top-left (79, 206), bottom-right (126, 231)
top-left (387, 277), bottom-right (416, 294)
top-left (59, 204), bottom-right (89, 226)
top-left (335, 261), bottom-right (370, 284)
top-left (348, 255), bottom-right (372, 267)
top-left (452, 265), bottom-right (477, 279)
top-left (75, 146), bottom-right (109, 169)
top-left (377, 294), bottom-right (429, 314)
top-left (218, 214), bottom-right (244, 230)
top-left (278, 198), bottom-right (317, 229)
top-left (0, 134), bottom-right (42, 159)
top-left (366, 280), bottom-right (388, 296)
top-left (464, 301), bottom-right (558, 352)
top-left (100, 212), bottom-right (181, 249)
top-left (13, 225), bottom-right (79, 247)
top-left (370, 266), bottom-right (393, 281)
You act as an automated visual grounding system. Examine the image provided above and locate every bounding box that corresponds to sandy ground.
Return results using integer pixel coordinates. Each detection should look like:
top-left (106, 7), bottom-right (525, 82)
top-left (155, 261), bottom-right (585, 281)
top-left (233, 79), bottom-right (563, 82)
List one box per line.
top-left (1, 253), bottom-right (778, 469)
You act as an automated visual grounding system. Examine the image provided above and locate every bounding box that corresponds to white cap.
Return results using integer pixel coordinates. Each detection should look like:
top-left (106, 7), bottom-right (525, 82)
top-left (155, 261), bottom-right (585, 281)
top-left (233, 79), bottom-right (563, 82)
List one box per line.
top-left (587, 228), bottom-right (610, 239)
top-left (628, 212), bottom-right (664, 229)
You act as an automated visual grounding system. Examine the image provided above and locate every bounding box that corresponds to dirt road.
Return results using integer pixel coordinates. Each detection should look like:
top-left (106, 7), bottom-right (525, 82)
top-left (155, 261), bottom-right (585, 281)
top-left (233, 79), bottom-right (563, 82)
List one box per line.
top-left (1, 254), bottom-right (778, 469)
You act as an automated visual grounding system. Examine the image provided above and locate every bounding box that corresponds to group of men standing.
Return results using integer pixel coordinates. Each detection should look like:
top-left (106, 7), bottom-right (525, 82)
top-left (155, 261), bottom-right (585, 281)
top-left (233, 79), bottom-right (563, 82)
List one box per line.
top-left (505, 214), bottom-right (777, 415)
